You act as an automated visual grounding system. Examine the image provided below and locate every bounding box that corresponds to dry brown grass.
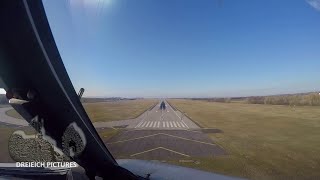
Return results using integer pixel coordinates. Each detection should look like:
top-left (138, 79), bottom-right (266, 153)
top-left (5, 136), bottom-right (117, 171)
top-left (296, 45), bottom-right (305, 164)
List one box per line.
top-left (169, 99), bottom-right (320, 180)
top-left (83, 99), bottom-right (157, 122)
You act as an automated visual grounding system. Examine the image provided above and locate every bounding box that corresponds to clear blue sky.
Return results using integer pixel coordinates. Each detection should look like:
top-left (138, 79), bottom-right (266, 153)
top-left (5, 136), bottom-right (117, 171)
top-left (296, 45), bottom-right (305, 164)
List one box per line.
top-left (41, 0), bottom-right (320, 98)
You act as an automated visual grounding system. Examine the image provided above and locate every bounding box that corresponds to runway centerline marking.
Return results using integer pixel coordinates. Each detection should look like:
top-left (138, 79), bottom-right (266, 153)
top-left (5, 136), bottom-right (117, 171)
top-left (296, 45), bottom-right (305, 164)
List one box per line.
top-left (130, 146), bottom-right (190, 157)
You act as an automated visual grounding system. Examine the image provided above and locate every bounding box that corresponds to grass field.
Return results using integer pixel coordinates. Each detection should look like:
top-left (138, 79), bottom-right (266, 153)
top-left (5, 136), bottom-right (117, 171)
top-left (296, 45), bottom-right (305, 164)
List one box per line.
top-left (83, 99), bottom-right (157, 122)
top-left (168, 99), bottom-right (320, 180)
top-left (5, 99), bottom-right (157, 122)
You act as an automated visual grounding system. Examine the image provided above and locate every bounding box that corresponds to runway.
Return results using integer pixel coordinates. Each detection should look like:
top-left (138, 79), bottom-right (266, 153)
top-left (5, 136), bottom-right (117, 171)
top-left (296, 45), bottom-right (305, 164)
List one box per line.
top-left (104, 101), bottom-right (226, 160)
top-left (132, 100), bottom-right (199, 129)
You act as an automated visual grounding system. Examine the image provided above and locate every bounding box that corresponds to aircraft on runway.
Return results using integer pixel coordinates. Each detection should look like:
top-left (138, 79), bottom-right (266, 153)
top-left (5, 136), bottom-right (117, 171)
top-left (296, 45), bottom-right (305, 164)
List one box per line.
top-left (160, 101), bottom-right (166, 110)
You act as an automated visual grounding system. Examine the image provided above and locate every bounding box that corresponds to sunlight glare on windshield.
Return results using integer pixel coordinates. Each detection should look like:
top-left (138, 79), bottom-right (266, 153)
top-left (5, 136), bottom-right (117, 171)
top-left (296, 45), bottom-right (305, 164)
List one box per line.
top-left (69, 0), bottom-right (113, 8)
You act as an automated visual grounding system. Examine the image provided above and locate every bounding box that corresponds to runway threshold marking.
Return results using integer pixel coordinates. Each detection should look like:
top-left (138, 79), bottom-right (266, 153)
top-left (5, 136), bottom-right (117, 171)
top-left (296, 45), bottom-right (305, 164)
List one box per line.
top-left (130, 146), bottom-right (190, 157)
top-left (135, 121), bottom-right (191, 129)
top-left (136, 121), bottom-right (143, 128)
top-left (134, 112), bottom-right (150, 128)
top-left (166, 101), bottom-right (189, 128)
top-left (176, 122), bottom-right (181, 128)
top-left (142, 121), bottom-right (148, 127)
top-left (122, 128), bottom-right (203, 134)
top-left (107, 133), bottom-right (217, 146)
top-left (173, 122), bottom-right (177, 127)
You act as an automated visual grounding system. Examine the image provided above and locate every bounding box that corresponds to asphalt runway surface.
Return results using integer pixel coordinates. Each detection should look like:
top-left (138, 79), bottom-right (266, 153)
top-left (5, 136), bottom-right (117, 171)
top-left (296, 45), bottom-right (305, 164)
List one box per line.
top-left (0, 107), bottom-right (28, 127)
top-left (132, 100), bottom-right (198, 129)
top-left (104, 101), bottom-right (226, 160)
top-left (105, 129), bottom-right (226, 160)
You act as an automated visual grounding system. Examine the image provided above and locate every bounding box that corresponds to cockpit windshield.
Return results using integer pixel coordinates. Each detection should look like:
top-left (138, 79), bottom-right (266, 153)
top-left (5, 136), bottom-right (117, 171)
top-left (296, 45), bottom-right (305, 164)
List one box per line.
top-left (1, 0), bottom-right (320, 179)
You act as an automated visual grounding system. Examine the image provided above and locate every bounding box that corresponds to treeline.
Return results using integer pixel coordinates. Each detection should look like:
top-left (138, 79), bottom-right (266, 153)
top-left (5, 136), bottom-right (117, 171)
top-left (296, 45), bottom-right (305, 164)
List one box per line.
top-left (191, 98), bottom-right (231, 103)
top-left (246, 93), bottom-right (320, 106)
top-left (81, 97), bottom-right (140, 103)
top-left (190, 92), bottom-right (320, 106)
